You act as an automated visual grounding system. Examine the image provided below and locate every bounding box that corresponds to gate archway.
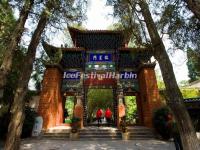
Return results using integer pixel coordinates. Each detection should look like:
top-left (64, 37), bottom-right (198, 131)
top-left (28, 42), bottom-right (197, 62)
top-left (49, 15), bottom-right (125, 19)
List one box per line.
top-left (38, 27), bottom-right (162, 129)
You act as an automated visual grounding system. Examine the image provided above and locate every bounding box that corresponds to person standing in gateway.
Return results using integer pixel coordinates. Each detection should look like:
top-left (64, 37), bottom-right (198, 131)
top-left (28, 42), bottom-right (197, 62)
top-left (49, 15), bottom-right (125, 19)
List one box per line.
top-left (96, 108), bottom-right (103, 127)
top-left (105, 108), bottom-right (112, 127)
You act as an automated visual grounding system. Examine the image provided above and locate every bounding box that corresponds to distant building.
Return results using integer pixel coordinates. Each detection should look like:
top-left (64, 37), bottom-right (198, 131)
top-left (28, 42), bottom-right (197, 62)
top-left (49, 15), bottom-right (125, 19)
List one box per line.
top-left (187, 80), bottom-right (200, 89)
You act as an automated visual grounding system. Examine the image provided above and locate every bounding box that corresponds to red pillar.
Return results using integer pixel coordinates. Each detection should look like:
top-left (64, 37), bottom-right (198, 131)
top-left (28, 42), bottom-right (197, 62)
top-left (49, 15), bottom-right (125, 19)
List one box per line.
top-left (138, 63), bottom-right (161, 127)
top-left (38, 65), bottom-right (63, 129)
top-left (135, 93), bottom-right (143, 125)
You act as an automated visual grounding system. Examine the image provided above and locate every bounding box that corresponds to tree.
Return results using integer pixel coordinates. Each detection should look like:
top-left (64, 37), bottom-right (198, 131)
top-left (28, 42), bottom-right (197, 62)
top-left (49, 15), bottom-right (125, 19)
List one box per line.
top-left (187, 48), bottom-right (200, 82)
top-left (4, 2), bottom-right (53, 149)
top-left (0, 0), bottom-right (16, 63)
top-left (138, 1), bottom-right (199, 149)
top-left (150, 0), bottom-right (200, 80)
top-left (107, 0), bottom-right (199, 149)
top-left (4, 0), bottom-right (86, 149)
top-left (124, 96), bottom-right (137, 124)
top-left (0, 0), bottom-right (34, 89)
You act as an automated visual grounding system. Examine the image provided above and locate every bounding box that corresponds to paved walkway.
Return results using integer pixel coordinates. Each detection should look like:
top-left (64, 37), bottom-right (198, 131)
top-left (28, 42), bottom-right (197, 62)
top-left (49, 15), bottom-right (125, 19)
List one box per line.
top-left (20, 139), bottom-right (176, 150)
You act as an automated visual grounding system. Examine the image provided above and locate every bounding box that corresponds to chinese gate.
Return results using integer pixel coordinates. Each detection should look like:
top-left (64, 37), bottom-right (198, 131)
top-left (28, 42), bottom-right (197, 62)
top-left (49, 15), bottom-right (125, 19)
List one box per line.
top-left (38, 27), bottom-right (162, 129)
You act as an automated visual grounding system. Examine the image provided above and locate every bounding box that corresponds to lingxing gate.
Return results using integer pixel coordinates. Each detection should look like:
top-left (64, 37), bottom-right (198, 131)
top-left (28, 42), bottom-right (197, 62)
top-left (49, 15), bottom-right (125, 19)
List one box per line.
top-left (38, 27), bottom-right (162, 129)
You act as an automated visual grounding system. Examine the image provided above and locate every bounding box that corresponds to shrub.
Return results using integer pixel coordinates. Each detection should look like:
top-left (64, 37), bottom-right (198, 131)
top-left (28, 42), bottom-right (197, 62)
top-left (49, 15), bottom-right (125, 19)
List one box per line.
top-left (120, 116), bottom-right (127, 133)
top-left (71, 117), bottom-right (80, 123)
top-left (153, 106), bottom-right (174, 140)
top-left (71, 117), bottom-right (81, 133)
top-left (65, 118), bottom-right (72, 124)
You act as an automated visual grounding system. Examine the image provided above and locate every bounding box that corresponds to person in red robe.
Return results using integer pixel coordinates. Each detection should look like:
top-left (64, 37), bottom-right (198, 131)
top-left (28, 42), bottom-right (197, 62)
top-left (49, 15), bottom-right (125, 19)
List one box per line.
top-left (105, 108), bottom-right (112, 126)
top-left (96, 108), bottom-right (103, 127)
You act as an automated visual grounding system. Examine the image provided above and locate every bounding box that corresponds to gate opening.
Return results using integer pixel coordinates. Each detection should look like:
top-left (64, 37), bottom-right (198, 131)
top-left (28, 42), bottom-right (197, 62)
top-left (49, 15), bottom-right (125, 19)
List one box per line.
top-left (124, 96), bottom-right (138, 125)
top-left (63, 96), bottom-right (75, 123)
top-left (86, 89), bottom-right (114, 125)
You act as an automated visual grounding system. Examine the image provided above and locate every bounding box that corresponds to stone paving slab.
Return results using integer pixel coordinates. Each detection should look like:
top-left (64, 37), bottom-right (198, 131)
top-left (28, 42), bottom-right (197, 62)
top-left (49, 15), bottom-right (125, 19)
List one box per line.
top-left (20, 139), bottom-right (176, 150)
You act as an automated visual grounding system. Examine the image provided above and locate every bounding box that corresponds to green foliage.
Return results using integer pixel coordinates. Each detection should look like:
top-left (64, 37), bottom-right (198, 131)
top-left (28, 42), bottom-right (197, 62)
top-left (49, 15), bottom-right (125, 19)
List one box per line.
top-left (0, 1), bottom-right (16, 64)
top-left (71, 116), bottom-right (81, 133)
top-left (181, 88), bottom-right (200, 98)
top-left (0, 49), bottom-right (26, 105)
top-left (65, 96), bottom-right (74, 118)
top-left (124, 96), bottom-right (137, 124)
top-left (153, 0), bottom-right (200, 52)
top-left (187, 48), bottom-right (200, 82)
top-left (160, 88), bottom-right (200, 103)
top-left (65, 118), bottom-right (72, 124)
top-left (106, 1), bottom-right (147, 47)
top-left (71, 116), bottom-right (81, 123)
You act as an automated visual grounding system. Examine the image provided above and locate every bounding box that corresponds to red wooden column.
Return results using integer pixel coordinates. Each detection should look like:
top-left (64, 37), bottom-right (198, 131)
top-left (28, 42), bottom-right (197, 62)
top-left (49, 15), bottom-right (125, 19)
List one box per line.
top-left (38, 65), bottom-right (63, 129)
top-left (135, 93), bottom-right (143, 125)
top-left (138, 63), bottom-right (162, 127)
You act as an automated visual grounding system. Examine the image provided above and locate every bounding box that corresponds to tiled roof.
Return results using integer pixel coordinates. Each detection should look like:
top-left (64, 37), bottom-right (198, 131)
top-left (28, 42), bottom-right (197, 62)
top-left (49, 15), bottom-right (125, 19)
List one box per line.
top-left (68, 27), bottom-right (128, 49)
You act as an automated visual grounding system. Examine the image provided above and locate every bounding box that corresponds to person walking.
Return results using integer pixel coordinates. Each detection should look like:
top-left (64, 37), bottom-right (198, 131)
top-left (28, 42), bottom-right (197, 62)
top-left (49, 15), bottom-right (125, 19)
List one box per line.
top-left (105, 108), bottom-right (112, 127)
top-left (96, 108), bottom-right (103, 127)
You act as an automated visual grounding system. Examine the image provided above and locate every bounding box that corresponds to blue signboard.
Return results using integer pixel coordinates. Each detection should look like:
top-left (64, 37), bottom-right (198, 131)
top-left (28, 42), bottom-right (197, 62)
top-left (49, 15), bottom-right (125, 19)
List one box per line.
top-left (120, 71), bottom-right (137, 79)
top-left (89, 53), bottom-right (112, 62)
top-left (63, 71), bottom-right (81, 79)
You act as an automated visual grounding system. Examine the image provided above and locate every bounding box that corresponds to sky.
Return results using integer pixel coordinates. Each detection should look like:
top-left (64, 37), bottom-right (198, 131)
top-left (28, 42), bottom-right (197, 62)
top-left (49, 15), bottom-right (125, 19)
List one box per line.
top-left (82, 0), bottom-right (189, 83)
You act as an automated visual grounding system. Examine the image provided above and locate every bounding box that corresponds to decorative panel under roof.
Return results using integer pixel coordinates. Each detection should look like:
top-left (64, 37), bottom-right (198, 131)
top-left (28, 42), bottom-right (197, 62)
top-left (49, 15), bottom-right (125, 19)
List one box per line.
top-left (60, 51), bottom-right (84, 69)
top-left (68, 27), bottom-right (126, 49)
top-left (118, 48), bottom-right (152, 69)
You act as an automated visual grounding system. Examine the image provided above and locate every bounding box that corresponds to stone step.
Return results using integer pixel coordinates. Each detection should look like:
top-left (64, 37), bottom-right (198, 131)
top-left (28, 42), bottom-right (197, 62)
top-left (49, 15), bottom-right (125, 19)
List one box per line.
top-left (79, 130), bottom-right (121, 133)
top-left (43, 132), bottom-right (70, 136)
top-left (79, 135), bottom-right (121, 138)
top-left (44, 129), bottom-right (71, 134)
top-left (41, 126), bottom-right (157, 140)
top-left (79, 138), bottom-right (121, 141)
top-left (79, 132), bottom-right (121, 136)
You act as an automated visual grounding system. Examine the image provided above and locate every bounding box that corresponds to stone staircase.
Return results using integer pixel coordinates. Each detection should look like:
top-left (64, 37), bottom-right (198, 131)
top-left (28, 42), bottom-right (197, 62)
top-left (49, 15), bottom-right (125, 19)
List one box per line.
top-left (41, 126), bottom-right (156, 140)
top-left (42, 125), bottom-right (71, 139)
top-left (79, 127), bottom-right (121, 140)
top-left (127, 126), bottom-right (156, 140)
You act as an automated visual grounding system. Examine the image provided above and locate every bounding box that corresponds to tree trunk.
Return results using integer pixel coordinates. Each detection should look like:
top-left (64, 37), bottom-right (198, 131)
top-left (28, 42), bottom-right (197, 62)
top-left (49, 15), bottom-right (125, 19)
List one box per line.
top-left (4, 6), bottom-right (51, 150)
top-left (185, 0), bottom-right (200, 21)
top-left (138, 0), bottom-right (200, 149)
top-left (0, 0), bottom-right (34, 89)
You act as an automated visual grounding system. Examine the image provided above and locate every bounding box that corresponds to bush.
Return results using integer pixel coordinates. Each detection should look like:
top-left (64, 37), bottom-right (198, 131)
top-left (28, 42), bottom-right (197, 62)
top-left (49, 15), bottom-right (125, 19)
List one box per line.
top-left (71, 117), bottom-right (81, 133)
top-left (71, 117), bottom-right (80, 123)
top-left (21, 107), bottom-right (37, 138)
top-left (153, 106), bottom-right (174, 140)
top-left (120, 116), bottom-right (127, 133)
top-left (65, 118), bottom-right (72, 124)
